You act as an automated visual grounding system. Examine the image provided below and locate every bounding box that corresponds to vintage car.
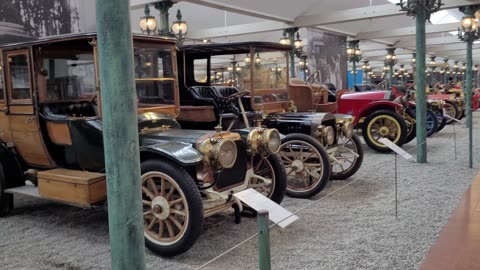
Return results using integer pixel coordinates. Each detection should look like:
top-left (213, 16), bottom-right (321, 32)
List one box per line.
top-left (296, 73), bottom-right (408, 153)
top-left (0, 33), bottom-right (287, 257)
top-left (176, 42), bottom-right (364, 198)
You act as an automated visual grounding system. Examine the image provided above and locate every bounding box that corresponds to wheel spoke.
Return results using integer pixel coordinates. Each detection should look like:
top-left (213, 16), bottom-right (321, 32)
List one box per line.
top-left (158, 220), bottom-right (164, 236)
top-left (143, 210), bottom-right (153, 216)
top-left (169, 198), bottom-right (183, 207)
top-left (165, 219), bottom-right (175, 238)
top-left (147, 217), bottom-right (157, 230)
top-left (168, 216), bottom-right (183, 230)
top-left (166, 185), bottom-right (176, 200)
top-left (279, 151), bottom-right (293, 163)
top-left (171, 209), bottom-right (186, 217)
top-left (160, 178), bottom-right (166, 197)
top-left (148, 178), bottom-right (158, 196)
top-left (142, 187), bottom-right (155, 200)
top-left (142, 200), bottom-right (151, 205)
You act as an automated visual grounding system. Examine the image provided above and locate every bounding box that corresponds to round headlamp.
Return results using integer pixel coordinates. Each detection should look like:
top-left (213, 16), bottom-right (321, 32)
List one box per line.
top-left (212, 139), bottom-right (237, 168)
top-left (266, 129), bottom-right (281, 154)
top-left (322, 126), bottom-right (335, 145)
top-left (247, 128), bottom-right (281, 154)
top-left (342, 122), bottom-right (354, 139)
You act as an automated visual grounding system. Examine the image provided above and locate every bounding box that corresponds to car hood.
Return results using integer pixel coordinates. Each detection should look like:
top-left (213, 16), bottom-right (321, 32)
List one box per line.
top-left (140, 128), bottom-right (217, 146)
top-left (340, 90), bottom-right (387, 101)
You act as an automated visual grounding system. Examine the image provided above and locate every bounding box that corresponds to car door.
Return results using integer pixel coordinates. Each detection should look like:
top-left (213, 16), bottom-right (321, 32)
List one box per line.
top-left (4, 49), bottom-right (55, 168)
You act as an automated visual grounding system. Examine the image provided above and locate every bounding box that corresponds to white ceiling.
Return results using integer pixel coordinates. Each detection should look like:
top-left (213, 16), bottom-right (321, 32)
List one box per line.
top-left (130, 0), bottom-right (480, 71)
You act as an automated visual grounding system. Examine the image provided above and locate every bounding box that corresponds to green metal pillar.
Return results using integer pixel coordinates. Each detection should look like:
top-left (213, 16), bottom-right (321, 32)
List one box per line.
top-left (155, 0), bottom-right (174, 36)
top-left (96, 0), bottom-right (145, 269)
top-left (257, 210), bottom-right (271, 270)
top-left (466, 37), bottom-right (473, 168)
top-left (389, 65), bottom-right (394, 89)
top-left (290, 51), bottom-right (296, 78)
top-left (415, 5), bottom-right (427, 163)
top-left (352, 61), bottom-right (356, 89)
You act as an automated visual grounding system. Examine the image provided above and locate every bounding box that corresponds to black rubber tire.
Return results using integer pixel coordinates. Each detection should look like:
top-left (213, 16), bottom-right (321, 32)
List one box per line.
top-left (362, 110), bottom-right (408, 153)
top-left (435, 109), bottom-right (446, 132)
top-left (330, 133), bottom-right (364, 180)
top-left (0, 163), bottom-right (12, 217)
top-left (280, 133), bottom-right (331, 198)
top-left (457, 108), bottom-right (465, 120)
top-left (404, 108), bottom-right (416, 144)
top-left (444, 101), bottom-right (458, 125)
top-left (426, 109), bottom-right (439, 137)
top-left (141, 159), bottom-right (203, 257)
top-left (251, 153), bottom-right (287, 204)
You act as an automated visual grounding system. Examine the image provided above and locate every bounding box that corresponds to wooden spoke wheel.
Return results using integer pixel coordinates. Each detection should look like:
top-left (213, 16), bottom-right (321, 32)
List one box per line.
top-left (330, 133), bottom-right (364, 180)
top-left (443, 101), bottom-right (458, 125)
top-left (362, 110), bottom-right (407, 153)
top-left (280, 133), bottom-right (331, 198)
top-left (141, 160), bottom-right (203, 257)
top-left (249, 154), bottom-right (286, 204)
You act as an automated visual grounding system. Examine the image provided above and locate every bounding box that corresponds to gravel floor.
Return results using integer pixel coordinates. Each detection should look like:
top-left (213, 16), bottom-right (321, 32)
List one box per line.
top-left (1, 112), bottom-right (479, 270)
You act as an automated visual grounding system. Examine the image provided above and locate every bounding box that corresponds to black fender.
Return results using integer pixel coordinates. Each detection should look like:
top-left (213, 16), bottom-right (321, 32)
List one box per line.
top-left (0, 143), bottom-right (25, 189)
top-left (140, 142), bottom-right (203, 166)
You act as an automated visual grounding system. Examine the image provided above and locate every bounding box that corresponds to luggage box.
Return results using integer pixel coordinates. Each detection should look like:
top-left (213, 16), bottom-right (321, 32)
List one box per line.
top-left (38, 168), bottom-right (106, 207)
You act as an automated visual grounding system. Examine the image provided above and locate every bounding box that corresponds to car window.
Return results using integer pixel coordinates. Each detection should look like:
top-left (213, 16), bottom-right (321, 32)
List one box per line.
top-left (8, 53), bottom-right (32, 102)
top-left (193, 58), bottom-right (208, 83)
top-left (42, 47), bottom-right (96, 101)
top-left (134, 47), bottom-right (175, 105)
top-left (210, 54), bottom-right (245, 88)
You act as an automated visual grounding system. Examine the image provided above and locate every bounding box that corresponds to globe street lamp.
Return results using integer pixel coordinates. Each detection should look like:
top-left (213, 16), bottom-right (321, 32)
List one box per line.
top-left (139, 4), bottom-right (157, 35)
top-left (279, 28), bottom-right (303, 78)
top-left (346, 40), bottom-right (362, 89)
top-left (384, 48), bottom-right (397, 88)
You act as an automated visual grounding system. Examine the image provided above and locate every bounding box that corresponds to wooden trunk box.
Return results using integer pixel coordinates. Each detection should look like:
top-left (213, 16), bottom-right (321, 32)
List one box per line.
top-left (38, 168), bottom-right (106, 207)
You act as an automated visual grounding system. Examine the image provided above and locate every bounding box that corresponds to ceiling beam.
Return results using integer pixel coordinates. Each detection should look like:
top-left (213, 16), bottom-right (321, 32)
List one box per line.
top-left (294, 0), bottom-right (476, 27)
top-left (355, 22), bottom-right (459, 40)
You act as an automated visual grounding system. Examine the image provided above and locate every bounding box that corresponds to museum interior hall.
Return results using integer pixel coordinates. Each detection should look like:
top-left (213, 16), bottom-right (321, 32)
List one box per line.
top-left (0, 0), bottom-right (479, 269)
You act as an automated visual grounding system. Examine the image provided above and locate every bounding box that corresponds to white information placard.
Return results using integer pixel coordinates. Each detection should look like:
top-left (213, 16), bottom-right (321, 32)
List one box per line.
top-left (234, 188), bottom-right (299, 228)
top-left (378, 138), bottom-right (413, 160)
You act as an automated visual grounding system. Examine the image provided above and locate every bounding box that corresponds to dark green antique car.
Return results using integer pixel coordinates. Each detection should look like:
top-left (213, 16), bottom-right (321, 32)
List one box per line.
top-left (175, 42), bottom-right (363, 198)
top-left (0, 33), bottom-right (286, 257)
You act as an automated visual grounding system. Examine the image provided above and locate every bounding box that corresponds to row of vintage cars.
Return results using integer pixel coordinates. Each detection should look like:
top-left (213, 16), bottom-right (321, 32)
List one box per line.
top-left (0, 33), bottom-right (467, 257)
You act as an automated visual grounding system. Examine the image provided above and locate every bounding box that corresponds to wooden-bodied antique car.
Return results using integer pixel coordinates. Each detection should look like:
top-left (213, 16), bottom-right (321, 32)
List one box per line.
top-left (175, 42), bottom-right (363, 198)
top-left (0, 33), bottom-right (287, 257)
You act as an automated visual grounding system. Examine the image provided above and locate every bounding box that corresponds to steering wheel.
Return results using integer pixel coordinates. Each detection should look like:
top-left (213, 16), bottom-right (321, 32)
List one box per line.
top-left (219, 90), bottom-right (250, 103)
top-left (306, 70), bottom-right (320, 85)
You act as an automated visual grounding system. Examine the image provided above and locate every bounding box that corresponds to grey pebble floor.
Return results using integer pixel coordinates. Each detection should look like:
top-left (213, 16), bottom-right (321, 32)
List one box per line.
top-left (1, 112), bottom-right (479, 270)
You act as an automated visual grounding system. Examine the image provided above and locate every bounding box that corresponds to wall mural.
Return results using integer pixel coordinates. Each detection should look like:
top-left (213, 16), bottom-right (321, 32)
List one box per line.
top-left (307, 28), bottom-right (347, 90)
top-left (0, 0), bottom-right (95, 45)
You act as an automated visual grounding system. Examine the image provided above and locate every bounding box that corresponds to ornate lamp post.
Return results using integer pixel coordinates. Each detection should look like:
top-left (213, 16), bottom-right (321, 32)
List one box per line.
top-left (171, 9), bottom-right (188, 45)
top-left (458, 4), bottom-right (480, 168)
top-left (384, 48), bottom-right (397, 88)
top-left (152, 1), bottom-right (188, 44)
top-left (398, 0), bottom-right (442, 164)
top-left (362, 60), bottom-right (371, 83)
top-left (279, 28), bottom-right (303, 78)
top-left (139, 4), bottom-right (157, 35)
top-left (298, 54), bottom-right (309, 81)
top-left (346, 40), bottom-right (362, 89)
top-left (442, 58), bottom-right (449, 83)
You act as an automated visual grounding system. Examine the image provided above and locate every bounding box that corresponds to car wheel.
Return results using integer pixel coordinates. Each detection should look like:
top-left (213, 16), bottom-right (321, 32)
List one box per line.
top-left (444, 101), bottom-right (458, 124)
top-left (141, 159), bottom-right (203, 257)
top-left (426, 109), bottom-right (439, 137)
top-left (404, 107), bottom-right (416, 144)
top-left (362, 109), bottom-right (408, 153)
top-left (250, 153), bottom-right (287, 204)
top-left (435, 109), bottom-right (446, 132)
top-left (457, 108), bottom-right (465, 120)
top-left (330, 133), bottom-right (364, 180)
top-left (280, 133), bottom-right (331, 198)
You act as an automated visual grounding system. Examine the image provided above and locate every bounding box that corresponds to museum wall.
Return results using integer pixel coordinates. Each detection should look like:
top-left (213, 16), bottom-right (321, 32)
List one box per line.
top-left (306, 28), bottom-right (347, 90)
top-left (0, 0), bottom-right (95, 45)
